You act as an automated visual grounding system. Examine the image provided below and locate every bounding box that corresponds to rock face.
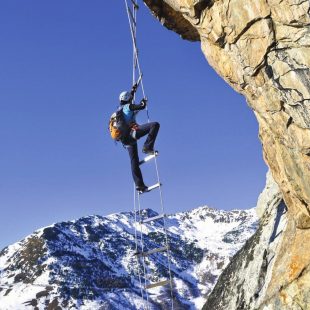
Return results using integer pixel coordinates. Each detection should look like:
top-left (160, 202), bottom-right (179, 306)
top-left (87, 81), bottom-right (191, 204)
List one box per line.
top-left (203, 171), bottom-right (289, 310)
top-left (143, 0), bottom-right (310, 308)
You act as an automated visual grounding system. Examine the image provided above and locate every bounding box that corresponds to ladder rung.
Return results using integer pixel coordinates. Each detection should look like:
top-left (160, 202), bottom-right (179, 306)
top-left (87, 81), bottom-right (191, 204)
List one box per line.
top-left (141, 213), bottom-right (165, 224)
top-left (137, 246), bottom-right (168, 257)
top-left (138, 182), bottom-right (161, 194)
top-left (145, 279), bottom-right (171, 289)
top-left (146, 182), bottom-right (161, 192)
top-left (139, 151), bottom-right (158, 165)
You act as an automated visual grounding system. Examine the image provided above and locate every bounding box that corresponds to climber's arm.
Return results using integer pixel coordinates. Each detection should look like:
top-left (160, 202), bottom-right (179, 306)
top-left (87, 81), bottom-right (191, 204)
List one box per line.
top-left (130, 83), bottom-right (138, 97)
top-left (129, 98), bottom-right (147, 111)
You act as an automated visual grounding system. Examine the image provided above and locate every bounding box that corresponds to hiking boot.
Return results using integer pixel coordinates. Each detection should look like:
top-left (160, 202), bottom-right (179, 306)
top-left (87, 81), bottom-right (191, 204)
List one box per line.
top-left (136, 185), bottom-right (149, 193)
top-left (142, 147), bottom-right (156, 155)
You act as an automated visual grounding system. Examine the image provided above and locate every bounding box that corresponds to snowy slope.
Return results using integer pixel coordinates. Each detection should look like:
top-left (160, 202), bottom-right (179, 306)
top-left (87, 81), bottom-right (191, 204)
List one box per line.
top-left (0, 206), bottom-right (258, 310)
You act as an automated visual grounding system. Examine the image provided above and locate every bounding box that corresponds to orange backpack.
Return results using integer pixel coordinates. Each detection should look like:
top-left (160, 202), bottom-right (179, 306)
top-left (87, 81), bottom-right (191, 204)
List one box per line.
top-left (109, 108), bottom-right (129, 142)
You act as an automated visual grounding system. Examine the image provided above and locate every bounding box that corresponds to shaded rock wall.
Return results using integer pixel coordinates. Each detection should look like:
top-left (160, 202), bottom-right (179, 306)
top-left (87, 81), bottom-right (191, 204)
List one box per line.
top-left (203, 171), bottom-right (288, 310)
top-left (143, 0), bottom-right (310, 308)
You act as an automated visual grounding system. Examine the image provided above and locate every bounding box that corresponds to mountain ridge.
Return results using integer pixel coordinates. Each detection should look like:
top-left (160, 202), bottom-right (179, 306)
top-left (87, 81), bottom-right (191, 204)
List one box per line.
top-left (0, 206), bottom-right (258, 309)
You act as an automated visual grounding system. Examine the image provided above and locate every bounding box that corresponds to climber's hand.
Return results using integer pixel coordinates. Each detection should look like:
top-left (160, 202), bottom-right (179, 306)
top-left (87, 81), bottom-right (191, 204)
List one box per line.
top-left (140, 98), bottom-right (147, 108)
top-left (132, 83), bottom-right (138, 93)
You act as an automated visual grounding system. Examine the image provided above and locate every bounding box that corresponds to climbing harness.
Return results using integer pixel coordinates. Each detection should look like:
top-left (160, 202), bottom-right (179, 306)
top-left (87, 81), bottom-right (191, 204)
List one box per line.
top-left (123, 0), bottom-right (174, 309)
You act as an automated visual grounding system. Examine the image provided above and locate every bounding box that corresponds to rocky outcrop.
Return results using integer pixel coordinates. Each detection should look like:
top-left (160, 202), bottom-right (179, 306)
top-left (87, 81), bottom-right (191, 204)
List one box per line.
top-left (203, 171), bottom-right (289, 309)
top-left (143, 0), bottom-right (310, 308)
top-left (203, 172), bottom-right (310, 310)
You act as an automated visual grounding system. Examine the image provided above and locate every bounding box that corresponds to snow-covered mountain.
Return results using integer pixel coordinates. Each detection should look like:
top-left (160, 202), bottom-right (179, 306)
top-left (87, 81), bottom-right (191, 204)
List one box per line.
top-left (0, 206), bottom-right (258, 310)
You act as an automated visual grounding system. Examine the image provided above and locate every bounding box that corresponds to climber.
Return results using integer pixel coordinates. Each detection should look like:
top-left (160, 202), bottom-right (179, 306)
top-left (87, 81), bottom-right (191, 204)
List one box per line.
top-left (118, 84), bottom-right (160, 193)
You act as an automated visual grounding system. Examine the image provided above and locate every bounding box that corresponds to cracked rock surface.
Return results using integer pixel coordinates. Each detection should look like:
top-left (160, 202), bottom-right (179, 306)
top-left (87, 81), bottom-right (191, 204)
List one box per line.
top-left (143, 0), bottom-right (310, 308)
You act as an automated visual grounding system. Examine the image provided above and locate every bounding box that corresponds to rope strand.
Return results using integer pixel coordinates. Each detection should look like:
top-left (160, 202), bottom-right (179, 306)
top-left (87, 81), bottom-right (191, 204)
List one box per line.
top-left (124, 1), bottom-right (174, 308)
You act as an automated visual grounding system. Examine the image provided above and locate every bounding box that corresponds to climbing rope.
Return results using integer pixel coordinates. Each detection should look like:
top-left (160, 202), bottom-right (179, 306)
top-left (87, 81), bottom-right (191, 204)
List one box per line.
top-left (126, 1), bottom-right (150, 308)
top-left (133, 183), bottom-right (145, 302)
top-left (124, 0), bottom-right (150, 121)
top-left (123, 1), bottom-right (174, 309)
top-left (154, 157), bottom-right (175, 302)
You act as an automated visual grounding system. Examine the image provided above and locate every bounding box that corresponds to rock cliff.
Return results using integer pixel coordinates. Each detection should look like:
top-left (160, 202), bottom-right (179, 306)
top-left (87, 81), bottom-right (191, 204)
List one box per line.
top-left (143, 0), bottom-right (310, 309)
top-left (203, 171), bottom-right (289, 309)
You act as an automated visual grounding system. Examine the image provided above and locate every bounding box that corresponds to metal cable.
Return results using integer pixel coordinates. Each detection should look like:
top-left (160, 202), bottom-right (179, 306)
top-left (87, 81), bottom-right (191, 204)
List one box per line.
top-left (124, 0), bottom-right (174, 308)
top-left (154, 157), bottom-right (175, 310)
top-left (124, 0), bottom-right (150, 122)
top-left (137, 192), bottom-right (150, 309)
top-left (134, 183), bottom-right (144, 302)
top-left (125, 1), bottom-right (150, 308)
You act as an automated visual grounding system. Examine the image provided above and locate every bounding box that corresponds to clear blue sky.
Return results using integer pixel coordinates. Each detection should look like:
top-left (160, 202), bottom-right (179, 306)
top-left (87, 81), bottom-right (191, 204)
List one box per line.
top-left (0, 1), bottom-right (267, 249)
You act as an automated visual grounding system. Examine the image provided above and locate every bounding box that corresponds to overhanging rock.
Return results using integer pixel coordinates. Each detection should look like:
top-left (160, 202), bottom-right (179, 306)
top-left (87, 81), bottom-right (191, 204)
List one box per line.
top-left (143, 0), bottom-right (310, 308)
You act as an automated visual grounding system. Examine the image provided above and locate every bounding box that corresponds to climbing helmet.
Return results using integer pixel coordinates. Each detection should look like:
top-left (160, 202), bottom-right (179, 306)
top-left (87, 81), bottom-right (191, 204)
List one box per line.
top-left (119, 91), bottom-right (132, 103)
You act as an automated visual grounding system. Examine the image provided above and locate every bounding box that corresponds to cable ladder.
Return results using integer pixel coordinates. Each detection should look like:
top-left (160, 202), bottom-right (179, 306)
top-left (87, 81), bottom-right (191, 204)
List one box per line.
top-left (124, 1), bottom-right (174, 309)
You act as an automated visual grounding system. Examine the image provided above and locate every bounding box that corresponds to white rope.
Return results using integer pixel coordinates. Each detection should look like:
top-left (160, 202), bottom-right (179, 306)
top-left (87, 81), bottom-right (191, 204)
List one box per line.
top-left (133, 184), bottom-right (144, 302)
top-left (154, 157), bottom-right (175, 309)
top-left (131, 0), bottom-right (137, 91)
top-left (137, 192), bottom-right (151, 309)
top-left (125, 2), bottom-right (150, 308)
top-left (124, 0), bottom-right (150, 122)
top-left (124, 1), bottom-right (174, 309)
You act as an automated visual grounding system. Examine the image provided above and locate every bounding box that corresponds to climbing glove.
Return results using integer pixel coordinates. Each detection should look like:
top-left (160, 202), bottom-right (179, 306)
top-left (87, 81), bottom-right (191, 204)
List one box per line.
top-left (131, 83), bottom-right (138, 93)
top-left (140, 98), bottom-right (148, 108)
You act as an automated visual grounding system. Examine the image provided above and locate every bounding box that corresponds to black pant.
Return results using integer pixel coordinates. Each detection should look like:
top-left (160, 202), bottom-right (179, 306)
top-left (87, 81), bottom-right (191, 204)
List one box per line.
top-left (126, 122), bottom-right (160, 187)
